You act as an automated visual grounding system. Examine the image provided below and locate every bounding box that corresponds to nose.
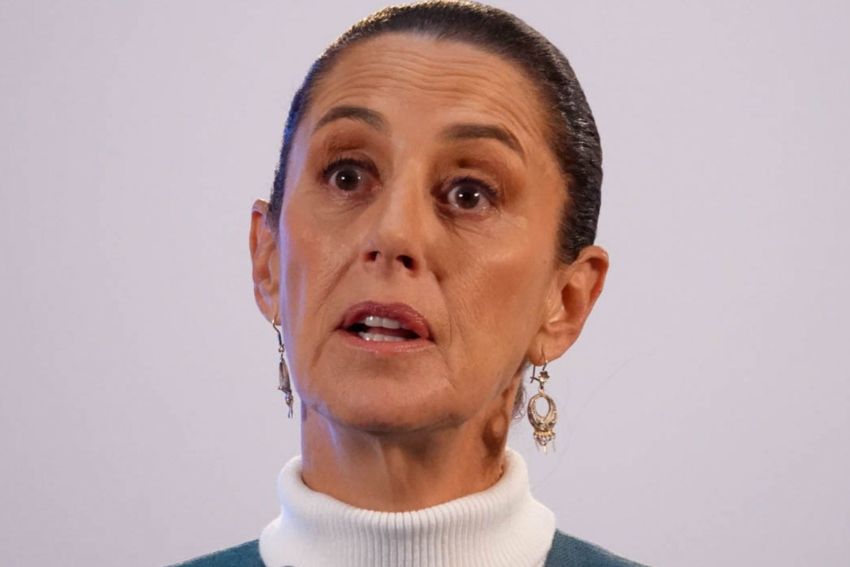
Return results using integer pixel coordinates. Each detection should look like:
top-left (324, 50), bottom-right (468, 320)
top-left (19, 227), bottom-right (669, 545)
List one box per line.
top-left (360, 178), bottom-right (426, 275)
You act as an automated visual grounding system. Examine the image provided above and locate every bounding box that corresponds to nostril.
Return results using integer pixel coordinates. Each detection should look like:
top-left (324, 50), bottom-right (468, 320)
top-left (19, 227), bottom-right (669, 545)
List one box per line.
top-left (363, 249), bottom-right (416, 270)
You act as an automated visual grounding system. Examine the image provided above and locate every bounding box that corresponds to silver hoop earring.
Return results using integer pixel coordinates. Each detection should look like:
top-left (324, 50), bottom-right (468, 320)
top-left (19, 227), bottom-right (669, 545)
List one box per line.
top-left (528, 358), bottom-right (557, 451)
top-left (272, 316), bottom-right (294, 418)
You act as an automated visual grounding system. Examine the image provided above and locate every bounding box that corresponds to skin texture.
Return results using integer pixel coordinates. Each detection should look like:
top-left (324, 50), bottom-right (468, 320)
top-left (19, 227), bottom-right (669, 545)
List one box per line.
top-left (250, 33), bottom-right (608, 511)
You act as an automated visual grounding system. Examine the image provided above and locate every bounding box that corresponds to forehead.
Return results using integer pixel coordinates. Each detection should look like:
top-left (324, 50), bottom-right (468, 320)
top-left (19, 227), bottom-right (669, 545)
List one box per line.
top-left (304, 33), bottom-right (551, 148)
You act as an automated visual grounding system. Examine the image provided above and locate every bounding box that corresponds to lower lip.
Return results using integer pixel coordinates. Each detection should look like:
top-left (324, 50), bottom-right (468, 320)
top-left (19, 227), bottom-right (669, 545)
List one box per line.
top-left (335, 329), bottom-right (434, 354)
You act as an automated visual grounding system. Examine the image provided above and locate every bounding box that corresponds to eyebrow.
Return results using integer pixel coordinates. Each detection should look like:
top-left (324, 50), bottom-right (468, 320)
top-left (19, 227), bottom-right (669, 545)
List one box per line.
top-left (313, 105), bottom-right (524, 159)
top-left (314, 105), bottom-right (388, 133)
top-left (440, 123), bottom-right (525, 160)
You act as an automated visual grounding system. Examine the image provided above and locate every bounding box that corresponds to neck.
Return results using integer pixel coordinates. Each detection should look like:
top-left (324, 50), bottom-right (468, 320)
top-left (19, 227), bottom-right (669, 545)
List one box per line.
top-left (300, 398), bottom-right (513, 511)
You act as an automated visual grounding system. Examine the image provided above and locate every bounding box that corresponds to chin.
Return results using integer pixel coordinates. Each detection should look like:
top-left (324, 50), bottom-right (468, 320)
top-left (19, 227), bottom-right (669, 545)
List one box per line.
top-left (295, 335), bottom-right (470, 434)
top-left (310, 368), bottom-right (459, 435)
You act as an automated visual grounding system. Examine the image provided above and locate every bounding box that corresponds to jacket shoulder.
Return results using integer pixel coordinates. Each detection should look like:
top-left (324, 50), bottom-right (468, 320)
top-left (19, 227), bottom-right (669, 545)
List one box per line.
top-left (544, 530), bottom-right (649, 567)
top-left (168, 539), bottom-right (263, 567)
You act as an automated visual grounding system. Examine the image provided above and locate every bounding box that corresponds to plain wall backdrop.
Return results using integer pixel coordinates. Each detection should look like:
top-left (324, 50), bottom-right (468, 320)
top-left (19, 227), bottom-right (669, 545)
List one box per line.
top-left (1, 1), bottom-right (848, 565)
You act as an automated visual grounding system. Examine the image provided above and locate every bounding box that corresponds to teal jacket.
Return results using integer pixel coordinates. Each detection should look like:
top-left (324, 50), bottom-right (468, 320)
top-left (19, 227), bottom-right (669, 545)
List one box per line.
top-left (171, 530), bottom-right (647, 566)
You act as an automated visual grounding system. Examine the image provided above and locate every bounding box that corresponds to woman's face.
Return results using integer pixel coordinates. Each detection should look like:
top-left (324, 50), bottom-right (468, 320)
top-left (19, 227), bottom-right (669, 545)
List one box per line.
top-left (263, 33), bottom-right (589, 433)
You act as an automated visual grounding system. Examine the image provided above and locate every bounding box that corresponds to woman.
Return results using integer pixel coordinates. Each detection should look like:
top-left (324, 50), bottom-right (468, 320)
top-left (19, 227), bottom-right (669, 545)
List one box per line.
top-left (176, 2), bottom-right (645, 565)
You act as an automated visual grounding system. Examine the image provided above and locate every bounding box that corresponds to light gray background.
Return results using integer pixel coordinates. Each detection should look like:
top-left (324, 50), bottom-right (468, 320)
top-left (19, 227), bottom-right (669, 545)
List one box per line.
top-left (1, 1), bottom-right (848, 565)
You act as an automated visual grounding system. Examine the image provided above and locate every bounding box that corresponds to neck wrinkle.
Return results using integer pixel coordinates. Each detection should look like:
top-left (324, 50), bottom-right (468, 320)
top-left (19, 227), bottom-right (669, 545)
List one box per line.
top-left (300, 410), bottom-right (508, 512)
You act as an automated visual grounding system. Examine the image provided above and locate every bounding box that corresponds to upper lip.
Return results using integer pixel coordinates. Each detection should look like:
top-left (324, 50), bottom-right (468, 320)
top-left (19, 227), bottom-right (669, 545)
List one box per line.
top-left (339, 301), bottom-right (432, 340)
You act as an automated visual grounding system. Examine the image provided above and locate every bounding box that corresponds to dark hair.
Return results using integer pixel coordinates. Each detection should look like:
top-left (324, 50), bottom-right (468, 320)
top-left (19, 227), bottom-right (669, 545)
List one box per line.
top-left (267, 0), bottom-right (602, 264)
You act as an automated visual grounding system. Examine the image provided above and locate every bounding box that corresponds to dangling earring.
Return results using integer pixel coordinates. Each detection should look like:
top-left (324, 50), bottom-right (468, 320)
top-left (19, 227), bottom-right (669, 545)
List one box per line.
top-left (528, 358), bottom-right (557, 451)
top-left (272, 316), bottom-right (294, 418)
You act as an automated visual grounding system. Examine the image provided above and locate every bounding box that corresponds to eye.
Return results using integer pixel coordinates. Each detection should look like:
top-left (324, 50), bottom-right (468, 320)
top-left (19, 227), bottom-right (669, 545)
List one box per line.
top-left (323, 158), bottom-right (374, 192)
top-left (445, 178), bottom-right (497, 212)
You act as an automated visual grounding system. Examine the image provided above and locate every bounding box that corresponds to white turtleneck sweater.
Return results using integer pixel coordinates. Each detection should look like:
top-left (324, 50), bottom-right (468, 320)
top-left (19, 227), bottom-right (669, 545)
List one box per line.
top-left (258, 448), bottom-right (556, 567)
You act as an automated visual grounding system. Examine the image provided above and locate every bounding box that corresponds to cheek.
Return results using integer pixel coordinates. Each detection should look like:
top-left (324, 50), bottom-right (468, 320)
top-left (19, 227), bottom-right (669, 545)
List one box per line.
top-left (445, 230), bottom-right (550, 376)
top-left (278, 195), bottom-right (350, 367)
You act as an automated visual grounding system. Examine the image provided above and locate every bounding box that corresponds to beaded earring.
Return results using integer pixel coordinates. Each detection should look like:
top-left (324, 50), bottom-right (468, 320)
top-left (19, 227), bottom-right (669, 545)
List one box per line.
top-left (527, 359), bottom-right (557, 451)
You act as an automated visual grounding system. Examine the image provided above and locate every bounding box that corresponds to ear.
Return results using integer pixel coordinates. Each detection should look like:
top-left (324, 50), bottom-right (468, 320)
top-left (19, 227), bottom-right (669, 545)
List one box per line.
top-left (527, 245), bottom-right (609, 364)
top-left (249, 199), bottom-right (280, 323)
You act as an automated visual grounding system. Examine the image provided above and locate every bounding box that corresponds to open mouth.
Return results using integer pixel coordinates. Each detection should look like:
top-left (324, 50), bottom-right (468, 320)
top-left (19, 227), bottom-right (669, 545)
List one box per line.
top-left (345, 315), bottom-right (422, 342)
top-left (339, 301), bottom-right (432, 344)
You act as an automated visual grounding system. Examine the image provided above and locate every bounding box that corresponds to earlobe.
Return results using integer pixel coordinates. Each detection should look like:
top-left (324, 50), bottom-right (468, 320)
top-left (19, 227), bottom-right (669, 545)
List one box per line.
top-left (249, 199), bottom-right (280, 323)
top-left (527, 245), bottom-right (609, 364)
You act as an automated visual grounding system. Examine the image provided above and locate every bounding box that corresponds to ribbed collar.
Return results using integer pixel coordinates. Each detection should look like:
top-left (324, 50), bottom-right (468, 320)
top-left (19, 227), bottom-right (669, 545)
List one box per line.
top-left (259, 448), bottom-right (555, 567)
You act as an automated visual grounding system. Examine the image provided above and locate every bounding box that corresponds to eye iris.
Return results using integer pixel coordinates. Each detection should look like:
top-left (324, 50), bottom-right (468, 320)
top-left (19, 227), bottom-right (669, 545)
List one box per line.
top-left (334, 167), bottom-right (361, 191)
top-left (454, 186), bottom-right (481, 209)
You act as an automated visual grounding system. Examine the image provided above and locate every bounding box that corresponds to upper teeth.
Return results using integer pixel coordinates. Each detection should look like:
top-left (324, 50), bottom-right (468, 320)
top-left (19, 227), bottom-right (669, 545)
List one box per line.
top-left (358, 315), bottom-right (404, 330)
